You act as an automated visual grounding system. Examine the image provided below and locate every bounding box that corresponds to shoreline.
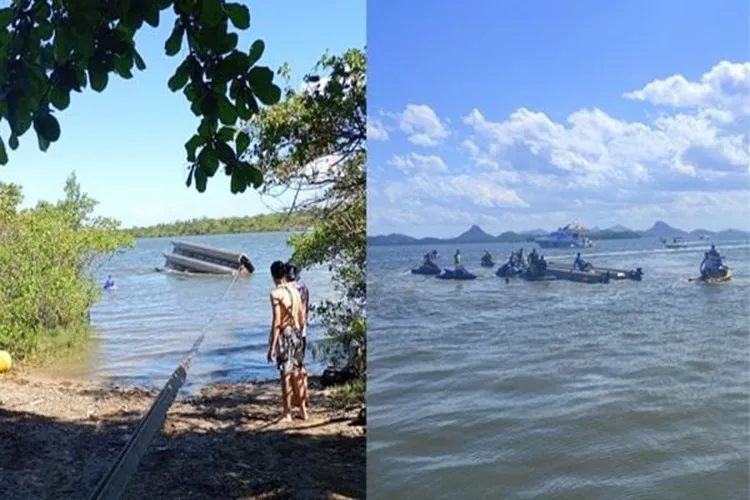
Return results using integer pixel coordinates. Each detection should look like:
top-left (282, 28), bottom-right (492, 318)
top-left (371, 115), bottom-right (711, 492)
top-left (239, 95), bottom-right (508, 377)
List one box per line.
top-left (0, 371), bottom-right (365, 499)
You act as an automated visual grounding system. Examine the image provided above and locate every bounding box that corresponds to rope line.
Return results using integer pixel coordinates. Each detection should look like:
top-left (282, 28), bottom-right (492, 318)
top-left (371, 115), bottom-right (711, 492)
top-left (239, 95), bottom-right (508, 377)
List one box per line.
top-left (88, 273), bottom-right (240, 500)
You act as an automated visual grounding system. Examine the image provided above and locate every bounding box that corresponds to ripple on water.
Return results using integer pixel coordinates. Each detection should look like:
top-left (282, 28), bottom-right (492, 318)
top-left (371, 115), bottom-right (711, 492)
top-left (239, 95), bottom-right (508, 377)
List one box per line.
top-left (83, 233), bottom-right (333, 391)
top-left (367, 240), bottom-right (750, 499)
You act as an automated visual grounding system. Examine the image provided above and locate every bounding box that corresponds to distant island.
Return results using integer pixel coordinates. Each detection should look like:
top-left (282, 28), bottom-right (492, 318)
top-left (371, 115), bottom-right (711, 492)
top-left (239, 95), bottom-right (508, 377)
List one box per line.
top-left (367, 220), bottom-right (750, 247)
top-left (123, 210), bottom-right (317, 238)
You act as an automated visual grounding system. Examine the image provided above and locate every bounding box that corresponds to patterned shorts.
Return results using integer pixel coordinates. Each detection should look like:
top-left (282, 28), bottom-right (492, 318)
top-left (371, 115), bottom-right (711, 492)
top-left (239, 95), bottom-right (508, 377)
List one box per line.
top-left (276, 326), bottom-right (305, 375)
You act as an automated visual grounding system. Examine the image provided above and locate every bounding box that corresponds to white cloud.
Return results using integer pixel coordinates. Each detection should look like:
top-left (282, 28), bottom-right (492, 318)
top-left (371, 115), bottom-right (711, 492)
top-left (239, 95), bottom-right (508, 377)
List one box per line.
top-left (384, 172), bottom-right (528, 209)
top-left (387, 153), bottom-right (448, 173)
top-left (623, 60), bottom-right (750, 115)
top-left (368, 118), bottom-right (389, 141)
top-left (371, 61), bottom-right (750, 233)
top-left (399, 104), bottom-right (449, 146)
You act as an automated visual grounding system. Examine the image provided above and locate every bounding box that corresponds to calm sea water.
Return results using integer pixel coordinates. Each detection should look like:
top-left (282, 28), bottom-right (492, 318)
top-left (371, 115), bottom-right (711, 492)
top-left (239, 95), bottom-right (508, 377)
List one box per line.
top-left (64, 232), bottom-right (332, 391)
top-left (367, 237), bottom-right (750, 499)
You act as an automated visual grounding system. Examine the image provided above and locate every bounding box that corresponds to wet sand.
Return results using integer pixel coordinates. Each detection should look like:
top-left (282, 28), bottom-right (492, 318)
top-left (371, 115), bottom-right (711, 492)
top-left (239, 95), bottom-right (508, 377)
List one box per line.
top-left (0, 371), bottom-right (365, 499)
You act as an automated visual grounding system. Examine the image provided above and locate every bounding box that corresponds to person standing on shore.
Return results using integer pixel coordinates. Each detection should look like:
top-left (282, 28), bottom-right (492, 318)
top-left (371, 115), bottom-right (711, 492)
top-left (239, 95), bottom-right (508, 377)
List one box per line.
top-left (285, 261), bottom-right (310, 406)
top-left (267, 260), bottom-right (308, 422)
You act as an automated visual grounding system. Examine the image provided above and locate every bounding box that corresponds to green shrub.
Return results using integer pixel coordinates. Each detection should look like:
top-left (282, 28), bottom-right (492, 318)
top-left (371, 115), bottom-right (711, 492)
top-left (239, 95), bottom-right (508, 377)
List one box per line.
top-left (0, 173), bottom-right (133, 360)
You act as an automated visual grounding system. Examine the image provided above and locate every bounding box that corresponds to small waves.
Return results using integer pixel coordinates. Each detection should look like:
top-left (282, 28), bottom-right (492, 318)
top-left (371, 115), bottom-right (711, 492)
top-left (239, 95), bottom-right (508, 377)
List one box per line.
top-left (367, 240), bottom-right (750, 499)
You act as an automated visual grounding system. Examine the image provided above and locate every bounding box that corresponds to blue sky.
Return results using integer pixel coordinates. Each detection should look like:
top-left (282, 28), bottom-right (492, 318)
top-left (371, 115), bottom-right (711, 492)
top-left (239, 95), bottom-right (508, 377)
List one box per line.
top-left (0, 1), bottom-right (364, 228)
top-left (367, 0), bottom-right (750, 237)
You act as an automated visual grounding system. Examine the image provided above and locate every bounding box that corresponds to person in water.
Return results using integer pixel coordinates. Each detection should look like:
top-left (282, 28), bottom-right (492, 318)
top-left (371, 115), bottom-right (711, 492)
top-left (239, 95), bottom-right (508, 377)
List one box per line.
top-left (482, 250), bottom-right (492, 264)
top-left (454, 249), bottom-right (461, 268)
top-left (267, 260), bottom-right (308, 422)
top-left (103, 275), bottom-right (115, 290)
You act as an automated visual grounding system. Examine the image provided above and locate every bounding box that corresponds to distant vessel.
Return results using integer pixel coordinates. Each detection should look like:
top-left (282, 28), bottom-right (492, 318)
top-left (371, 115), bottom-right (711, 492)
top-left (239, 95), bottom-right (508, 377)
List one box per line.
top-left (161, 240), bottom-right (254, 275)
top-left (664, 237), bottom-right (687, 249)
top-left (535, 222), bottom-right (593, 249)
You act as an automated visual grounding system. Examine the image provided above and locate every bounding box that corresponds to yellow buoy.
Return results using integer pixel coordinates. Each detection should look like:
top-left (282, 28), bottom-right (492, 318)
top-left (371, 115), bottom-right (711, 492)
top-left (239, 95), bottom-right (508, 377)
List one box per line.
top-left (0, 350), bottom-right (12, 373)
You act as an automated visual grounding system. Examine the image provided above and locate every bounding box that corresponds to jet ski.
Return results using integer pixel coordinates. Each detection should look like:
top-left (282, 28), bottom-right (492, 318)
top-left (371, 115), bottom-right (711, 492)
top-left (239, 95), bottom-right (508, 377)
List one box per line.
top-left (436, 267), bottom-right (477, 280)
top-left (412, 260), bottom-right (441, 275)
top-left (480, 255), bottom-right (494, 267)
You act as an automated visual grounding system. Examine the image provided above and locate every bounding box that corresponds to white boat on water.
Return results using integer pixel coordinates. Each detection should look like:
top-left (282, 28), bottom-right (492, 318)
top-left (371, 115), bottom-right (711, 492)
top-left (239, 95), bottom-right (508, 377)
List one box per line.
top-left (161, 240), bottom-right (254, 275)
top-left (535, 222), bottom-right (593, 249)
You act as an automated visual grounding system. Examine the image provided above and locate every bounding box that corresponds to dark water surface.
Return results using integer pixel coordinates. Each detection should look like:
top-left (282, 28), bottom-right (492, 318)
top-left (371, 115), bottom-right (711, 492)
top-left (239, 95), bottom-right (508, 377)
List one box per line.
top-left (367, 238), bottom-right (749, 499)
top-left (59, 232), bottom-right (332, 392)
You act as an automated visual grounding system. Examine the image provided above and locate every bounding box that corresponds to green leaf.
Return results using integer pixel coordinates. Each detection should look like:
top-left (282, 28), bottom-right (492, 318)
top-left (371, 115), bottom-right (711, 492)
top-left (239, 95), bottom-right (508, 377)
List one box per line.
top-left (165, 22), bottom-right (184, 56)
top-left (200, 93), bottom-right (218, 117)
top-left (88, 68), bottom-right (108, 92)
top-left (195, 165), bottom-right (208, 192)
top-left (184, 135), bottom-right (206, 162)
top-left (53, 27), bottom-right (72, 63)
top-left (0, 137), bottom-right (7, 165)
top-left (9, 134), bottom-right (19, 150)
top-left (247, 66), bottom-right (281, 105)
top-left (247, 40), bottom-right (265, 66)
top-left (215, 140), bottom-right (236, 166)
top-left (243, 162), bottom-right (263, 188)
top-left (198, 145), bottom-right (219, 176)
top-left (230, 169), bottom-right (246, 193)
top-left (50, 87), bottom-right (71, 111)
top-left (225, 3), bottom-right (250, 30)
top-left (217, 127), bottom-right (235, 142)
top-left (37, 131), bottom-right (51, 152)
top-left (34, 113), bottom-right (61, 142)
top-left (133, 50), bottom-right (146, 70)
top-left (168, 58), bottom-right (191, 92)
top-left (185, 163), bottom-right (195, 187)
top-left (235, 131), bottom-right (250, 156)
top-left (198, 119), bottom-right (215, 138)
top-left (144, 4), bottom-right (160, 27)
top-left (217, 95), bottom-right (237, 125)
top-left (36, 21), bottom-right (54, 41)
top-left (218, 33), bottom-right (238, 54)
top-left (0, 8), bottom-right (13, 31)
top-left (200, 0), bottom-right (224, 26)
top-left (113, 55), bottom-right (134, 79)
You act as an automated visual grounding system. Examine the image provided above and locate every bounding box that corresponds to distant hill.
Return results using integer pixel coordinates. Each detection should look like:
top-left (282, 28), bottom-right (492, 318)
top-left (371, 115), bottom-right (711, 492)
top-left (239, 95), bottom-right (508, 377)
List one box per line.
top-left (714, 229), bottom-right (750, 240)
top-left (368, 221), bottom-right (748, 247)
top-left (455, 225), bottom-right (496, 243)
top-left (643, 220), bottom-right (688, 238)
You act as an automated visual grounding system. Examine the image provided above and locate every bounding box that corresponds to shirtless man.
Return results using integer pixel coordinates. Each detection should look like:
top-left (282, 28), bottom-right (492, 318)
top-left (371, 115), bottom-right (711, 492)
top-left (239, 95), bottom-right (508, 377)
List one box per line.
top-left (267, 260), bottom-right (308, 421)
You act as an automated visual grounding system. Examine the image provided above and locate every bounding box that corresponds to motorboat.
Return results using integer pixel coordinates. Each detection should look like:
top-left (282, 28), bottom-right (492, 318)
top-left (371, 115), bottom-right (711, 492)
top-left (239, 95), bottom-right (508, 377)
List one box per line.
top-left (535, 222), bottom-right (593, 249)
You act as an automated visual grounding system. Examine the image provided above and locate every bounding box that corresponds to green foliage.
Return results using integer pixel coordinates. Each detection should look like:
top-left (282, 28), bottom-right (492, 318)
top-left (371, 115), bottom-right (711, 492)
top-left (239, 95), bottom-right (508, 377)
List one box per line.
top-left (0, 0), bottom-right (280, 194)
top-left (124, 208), bottom-right (319, 238)
top-left (242, 48), bottom-right (366, 397)
top-left (0, 173), bottom-right (134, 359)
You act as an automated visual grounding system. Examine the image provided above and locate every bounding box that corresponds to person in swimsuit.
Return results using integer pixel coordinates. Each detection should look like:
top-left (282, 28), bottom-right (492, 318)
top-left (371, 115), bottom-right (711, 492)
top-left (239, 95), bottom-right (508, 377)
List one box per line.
top-left (267, 260), bottom-right (308, 421)
top-left (285, 261), bottom-right (310, 405)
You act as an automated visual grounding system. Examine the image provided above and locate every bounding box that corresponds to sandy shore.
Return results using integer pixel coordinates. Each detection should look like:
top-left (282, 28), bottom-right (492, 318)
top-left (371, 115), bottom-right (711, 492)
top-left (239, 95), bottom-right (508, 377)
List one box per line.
top-left (0, 371), bottom-right (365, 499)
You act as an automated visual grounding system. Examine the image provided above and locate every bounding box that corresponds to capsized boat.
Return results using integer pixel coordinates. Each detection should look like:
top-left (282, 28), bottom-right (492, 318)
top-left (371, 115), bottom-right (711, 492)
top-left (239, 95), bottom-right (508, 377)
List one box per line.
top-left (535, 222), bottom-right (593, 249)
top-left (436, 267), bottom-right (477, 280)
top-left (547, 261), bottom-right (643, 281)
top-left (544, 264), bottom-right (611, 283)
top-left (412, 260), bottom-right (441, 275)
top-left (161, 240), bottom-right (254, 276)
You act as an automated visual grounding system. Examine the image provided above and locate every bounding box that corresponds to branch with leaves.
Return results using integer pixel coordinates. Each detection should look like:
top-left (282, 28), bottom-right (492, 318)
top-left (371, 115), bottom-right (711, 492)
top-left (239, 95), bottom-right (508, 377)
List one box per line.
top-left (0, 0), bottom-right (279, 195)
top-left (240, 48), bottom-right (367, 390)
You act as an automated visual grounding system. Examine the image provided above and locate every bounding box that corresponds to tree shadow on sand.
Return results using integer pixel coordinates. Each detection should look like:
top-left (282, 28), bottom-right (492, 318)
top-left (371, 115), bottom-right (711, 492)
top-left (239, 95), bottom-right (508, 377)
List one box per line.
top-left (0, 379), bottom-right (364, 500)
